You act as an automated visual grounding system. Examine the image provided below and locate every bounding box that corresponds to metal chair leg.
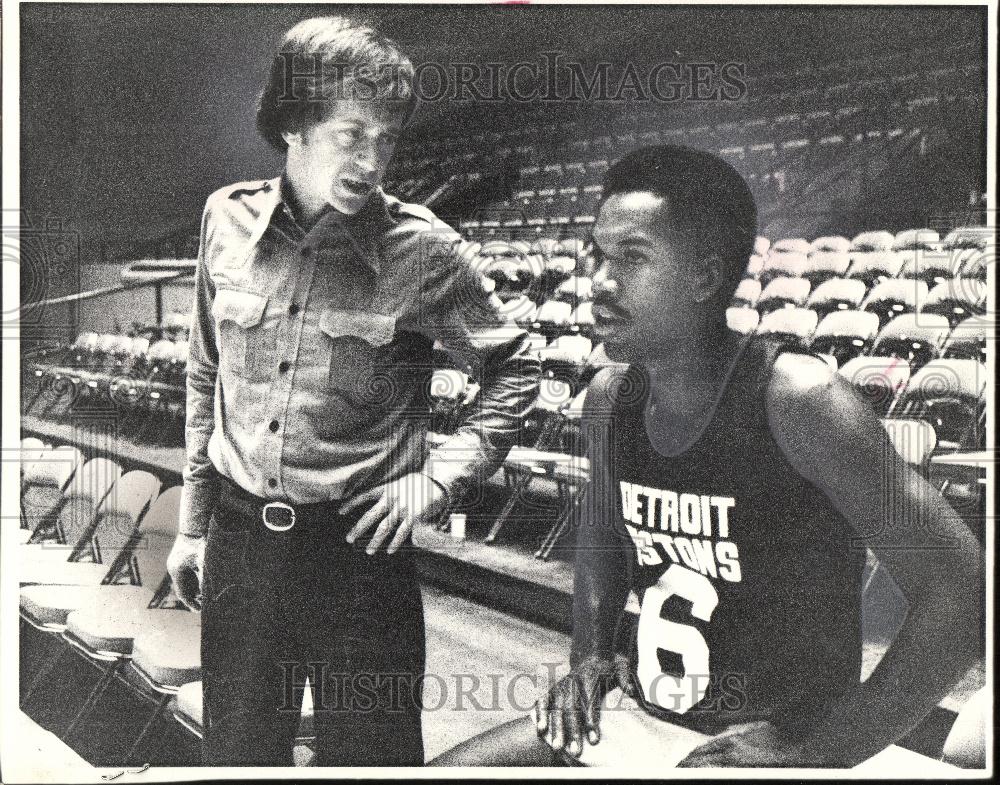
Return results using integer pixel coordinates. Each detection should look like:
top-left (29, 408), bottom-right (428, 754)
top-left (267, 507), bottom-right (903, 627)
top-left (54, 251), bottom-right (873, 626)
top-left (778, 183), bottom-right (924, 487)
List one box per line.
top-left (61, 659), bottom-right (124, 744)
top-left (123, 693), bottom-right (171, 766)
top-left (485, 471), bottom-right (533, 544)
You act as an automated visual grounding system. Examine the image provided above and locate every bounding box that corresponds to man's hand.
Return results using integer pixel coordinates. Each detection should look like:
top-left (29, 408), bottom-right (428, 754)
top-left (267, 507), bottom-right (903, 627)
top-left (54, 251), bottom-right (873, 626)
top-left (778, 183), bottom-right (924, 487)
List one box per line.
top-left (532, 656), bottom-right (624, 759)
top-left (166, 533), bottom-right (206, 611)
top-left (677, 721), bottom-right (813, 768)
top-left (342, 472), bottom-right (448, 555)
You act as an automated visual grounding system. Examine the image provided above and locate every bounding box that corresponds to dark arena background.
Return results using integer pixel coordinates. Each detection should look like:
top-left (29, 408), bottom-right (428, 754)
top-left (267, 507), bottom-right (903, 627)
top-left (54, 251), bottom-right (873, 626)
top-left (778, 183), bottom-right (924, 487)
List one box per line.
top-left (14, 2), bottom-right (991, 774)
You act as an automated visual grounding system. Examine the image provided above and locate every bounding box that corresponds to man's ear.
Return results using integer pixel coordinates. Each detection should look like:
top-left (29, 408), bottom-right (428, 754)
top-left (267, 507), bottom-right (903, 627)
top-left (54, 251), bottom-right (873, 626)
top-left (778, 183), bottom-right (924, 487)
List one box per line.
top-left (692, 254), bottom-right (727, 304)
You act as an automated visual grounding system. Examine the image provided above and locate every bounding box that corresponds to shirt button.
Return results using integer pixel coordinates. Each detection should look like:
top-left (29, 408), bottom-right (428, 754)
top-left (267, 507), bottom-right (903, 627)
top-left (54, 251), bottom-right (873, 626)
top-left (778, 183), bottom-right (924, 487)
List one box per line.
top-left (278, 360), bottom-right (291, 373)
top-left (268, 478), bottom-right (277, 489)
top-left (288, 302), bottom-right (301, 316)
top-left (269, 420), bottom-right (279, 432)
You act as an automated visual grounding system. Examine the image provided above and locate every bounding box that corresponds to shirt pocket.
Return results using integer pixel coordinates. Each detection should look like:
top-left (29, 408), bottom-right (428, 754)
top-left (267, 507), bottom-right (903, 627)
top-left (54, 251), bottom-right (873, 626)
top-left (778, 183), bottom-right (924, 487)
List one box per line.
top-left (318, 309), bottom-right (398, 408)
top-left (211, 288), bottom-right (277, 380)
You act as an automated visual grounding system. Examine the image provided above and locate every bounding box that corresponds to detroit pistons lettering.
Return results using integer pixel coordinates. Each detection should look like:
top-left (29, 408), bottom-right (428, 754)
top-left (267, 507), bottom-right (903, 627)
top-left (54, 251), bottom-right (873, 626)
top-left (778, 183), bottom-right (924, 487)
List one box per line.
top-left (620, 481), bottom-right (741, 583)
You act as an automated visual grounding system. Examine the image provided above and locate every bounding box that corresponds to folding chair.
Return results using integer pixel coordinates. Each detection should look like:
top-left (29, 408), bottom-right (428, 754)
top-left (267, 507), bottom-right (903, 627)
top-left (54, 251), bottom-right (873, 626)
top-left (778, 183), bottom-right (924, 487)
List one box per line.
top-left (731, 279), bottom-right (761, 309)
top-left (847, 250), bottom-right (907, 286)
top-left (486, 378), bottom-right (573, 544)
top-left (861, 278), bottom-right (928, 328)
top-left (725, 307), bottom-right (760, 335)
top-left (756, 307), bottom-right (818, 349)
top-left (20, 445), bottom-right (83, 544)
top-left (806, 277), bottom-right (867, 319)
top-left (19, 438), bottom-right (49, 496)
top-left (810, 310), bottom-right (880, 366)
top-left (870, 313), bottom-right (950, 372)
top-left (756, 276), bottom-right (811, 314)
top-left (894, 359), bottom-right (987, 452)
top-left (838, 356), bottom-right (912, 416)
top-left (921, 279), bottom-right (987, 328)
top-left (21, 468), bottom-right (159, 586)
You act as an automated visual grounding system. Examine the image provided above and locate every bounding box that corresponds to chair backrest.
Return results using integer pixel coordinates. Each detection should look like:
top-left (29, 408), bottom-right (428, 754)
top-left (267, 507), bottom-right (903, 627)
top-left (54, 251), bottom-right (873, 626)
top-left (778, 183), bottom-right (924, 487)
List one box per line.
top-left (941, 226), bottom-right (994, 250)
top-left (129, 486), bottom-right (182, 592)
top-left (770, 237), bottom-right (811, 255)
top-left (23, 445), bottom-right (83, 490)
top-left (807, 277), bottom-right (867, 308)
top-left (810, 235), bottom-right (850, 254)
top-left (57, 458), bottom-right (124, 555)
top-left (761, 253), bottom-right (809, 283)
top-left (923, 279), bottom-right (987, 310)
top-left (942, 317), bottom-right (990, 360)
top-left (850, 230), bottom-right (895, 251)
top-left (892, 228), bottom-right (939, 250)
top-left (757, 307), bottom-right (818, 339)
top-left (873, 312), bottom-right (950, 348)
top-left (903, 359), bottom-right (987, 404)
top-left (881, 418), bottom-right (937, 466)
top-left (862, 278), bottom-right (927, 310)
top-left (536, 300), bottom-right (573, 325)
top-left (550, 334), bottom-right (593, 364)
top-left (556, 275), bottom-right (593, 301)
top-left (758, 276), bottom-right (811, 306)
top-left (803, 251), bottom-right (850, 280)
top-left (753, 236), bottom-right (770, 256)
top-left (500, 295), bottom-right (538, 325)
top-left (92, 470), bottom-right (162, 567)
top-left (813, 310), bottom-right (880, 341)
top-left (726, 307), bottom-right (760, 334)
top-left (67, 457), bottom-right (123, 506)
top-left (848, 250), bottom-right (907, 281)
top-left (733, 278), bottom-right (761, 306)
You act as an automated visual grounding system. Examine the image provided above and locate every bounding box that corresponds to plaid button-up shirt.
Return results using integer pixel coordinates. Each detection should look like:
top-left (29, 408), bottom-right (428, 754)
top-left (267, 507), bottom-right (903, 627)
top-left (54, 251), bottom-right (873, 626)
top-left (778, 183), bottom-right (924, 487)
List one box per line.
top-left (180, 176), bottom-right (540, 536)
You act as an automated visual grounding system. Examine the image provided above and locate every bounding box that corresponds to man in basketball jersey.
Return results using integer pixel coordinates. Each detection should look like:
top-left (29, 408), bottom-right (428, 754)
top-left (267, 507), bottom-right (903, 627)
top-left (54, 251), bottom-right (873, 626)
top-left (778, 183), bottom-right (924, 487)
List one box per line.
top-left (431, 145), bottom-right (982, 767)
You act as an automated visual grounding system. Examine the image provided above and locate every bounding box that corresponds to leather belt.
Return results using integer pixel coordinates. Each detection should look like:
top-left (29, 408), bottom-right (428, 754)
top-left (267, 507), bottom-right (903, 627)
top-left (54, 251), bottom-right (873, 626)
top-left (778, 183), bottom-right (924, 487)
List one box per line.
top-left (217, 473), bottom-right (344, 532)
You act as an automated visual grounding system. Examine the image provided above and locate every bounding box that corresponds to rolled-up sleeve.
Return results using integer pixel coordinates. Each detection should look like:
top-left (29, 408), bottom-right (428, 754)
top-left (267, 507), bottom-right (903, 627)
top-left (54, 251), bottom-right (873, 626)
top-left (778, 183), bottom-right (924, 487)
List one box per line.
top-left (406, 232), bottom-right (540, 501)
top-left (179, 203), bottom-right (220, 537)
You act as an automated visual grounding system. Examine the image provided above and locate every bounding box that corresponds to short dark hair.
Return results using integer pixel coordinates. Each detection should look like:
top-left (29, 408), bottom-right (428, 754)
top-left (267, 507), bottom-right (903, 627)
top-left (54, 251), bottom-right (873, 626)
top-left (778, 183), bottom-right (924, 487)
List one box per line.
top-left (601, 145), bottom-right (758, 306)
top-left (256, 16), bottom-right (417, 151)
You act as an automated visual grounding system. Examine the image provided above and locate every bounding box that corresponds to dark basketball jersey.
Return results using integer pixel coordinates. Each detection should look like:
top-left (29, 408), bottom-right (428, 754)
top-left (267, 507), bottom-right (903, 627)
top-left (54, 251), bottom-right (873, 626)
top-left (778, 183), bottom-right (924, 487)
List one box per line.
top-left (607, 335), bottom-right (865, 734)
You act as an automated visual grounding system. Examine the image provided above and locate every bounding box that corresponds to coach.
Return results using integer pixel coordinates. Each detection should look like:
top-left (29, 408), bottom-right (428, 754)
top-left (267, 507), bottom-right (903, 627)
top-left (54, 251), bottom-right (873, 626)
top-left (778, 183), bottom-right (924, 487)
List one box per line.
top-left (166, 16), bottom-right (540, 766)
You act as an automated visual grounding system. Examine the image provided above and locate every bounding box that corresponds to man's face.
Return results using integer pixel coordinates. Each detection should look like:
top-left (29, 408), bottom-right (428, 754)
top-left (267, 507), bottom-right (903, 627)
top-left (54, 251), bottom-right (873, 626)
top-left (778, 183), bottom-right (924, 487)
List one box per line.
top-left (285, 95), bottom-right (403, 216)
top-left (591, 191), bottom-right (702, 365)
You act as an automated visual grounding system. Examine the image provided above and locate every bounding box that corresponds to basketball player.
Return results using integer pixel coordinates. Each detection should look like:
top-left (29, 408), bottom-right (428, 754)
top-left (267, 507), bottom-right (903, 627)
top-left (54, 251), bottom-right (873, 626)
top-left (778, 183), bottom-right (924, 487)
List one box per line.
top-left (165, 16), bottom-right (539, 765)
top-left (431, 145), bottom-right (982, 768)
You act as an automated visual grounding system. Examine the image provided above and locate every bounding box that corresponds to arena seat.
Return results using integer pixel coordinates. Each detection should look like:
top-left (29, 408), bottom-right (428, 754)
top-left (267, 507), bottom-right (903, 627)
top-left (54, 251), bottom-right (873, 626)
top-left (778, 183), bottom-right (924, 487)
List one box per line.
top-left (942, 316), bottom-right (990, 362)
top-left (870, 313), bottom-right (950, 371)
top-left (838, 356), bottom-right (912, 416)
top-left (726, 307), bottom-right (760, 334)
top-left (850, 229), bottom-right (896, 252)
top-left (499, 294), bottom-right (538, 327)
top-left (759, 253), bottom-right (809, 286)
top-left (770, 237), bottom-right (811, 256)
top-left (731, 279), bottom-right (761, 309)
top-left (953, 246), bottom-right (989, 280)
top-left (941, 226), bottom-right (995, 250)
top-left (20, 445), bottom-right (84, 544)
top-left (554, 275), bottom-right (593, 303)
top-left (802, 250), bottom-right (851, 284)
top-left (570, 302), bottom-right (595, 332)
top-left (756, 276), bottom-right (811, 314)
top-left (753, 236), bottom-right (771, 256)
top-left (848, 250), bottom-right (907, 285)
top-left (810, 235), bottom-right (851, 254)
top-left (881, 417), bottom-right (938, 469)
top-left (534, 300), bottom-right (574, 337)
top-left (861, 278), bottom-right (928, 327)
top-left (921, 279), bottom-right (987, 327)
top-left (941, 686), bottom-right (987, 768)
top-left (806, 277), bottom-right (867, 318)
top-left (893, 359), bottom-right (987, 452)
top-left (810, 310), bottom-right (880, 366)
top-left (893, 228), bottom-right (940, 251)
top-left (897, 249), bottom-right (955, 286)
top-left (757, 307), bottom-right (819, 348)
top-left (745, 254), bottom-right (766, 279)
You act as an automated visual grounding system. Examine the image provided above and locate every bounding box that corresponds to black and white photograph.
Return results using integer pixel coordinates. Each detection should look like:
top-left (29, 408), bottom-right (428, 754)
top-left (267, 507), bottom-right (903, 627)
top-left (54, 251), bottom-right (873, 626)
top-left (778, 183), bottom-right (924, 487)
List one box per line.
top-left (1, 0), bottom-right (994, 779)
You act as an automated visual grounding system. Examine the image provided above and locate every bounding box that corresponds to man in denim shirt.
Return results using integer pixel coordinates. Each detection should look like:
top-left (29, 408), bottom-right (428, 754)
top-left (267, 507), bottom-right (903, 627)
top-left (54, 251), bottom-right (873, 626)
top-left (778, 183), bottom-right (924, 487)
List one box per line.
top-left (166, 16), bottom-right (540, 766)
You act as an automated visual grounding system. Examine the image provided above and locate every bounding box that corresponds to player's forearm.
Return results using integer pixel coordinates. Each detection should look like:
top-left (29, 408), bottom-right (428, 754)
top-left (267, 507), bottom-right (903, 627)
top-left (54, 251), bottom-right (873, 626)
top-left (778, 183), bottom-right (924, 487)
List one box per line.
top-left (797, 573), bottom-right (982, 766)
top-left (570, 532), bottom-right (628, 667)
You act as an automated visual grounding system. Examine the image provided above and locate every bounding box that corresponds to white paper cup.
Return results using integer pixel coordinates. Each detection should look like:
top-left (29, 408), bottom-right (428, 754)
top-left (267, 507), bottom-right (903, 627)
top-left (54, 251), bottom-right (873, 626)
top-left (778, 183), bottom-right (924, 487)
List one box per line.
top-left (449, 513), bottom-right (467, 539)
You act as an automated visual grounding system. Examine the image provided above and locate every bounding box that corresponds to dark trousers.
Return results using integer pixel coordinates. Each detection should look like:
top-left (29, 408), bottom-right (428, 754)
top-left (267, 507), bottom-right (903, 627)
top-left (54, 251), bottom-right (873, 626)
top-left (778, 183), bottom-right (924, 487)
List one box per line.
top-left (201, 482), bottom-right (426, 766)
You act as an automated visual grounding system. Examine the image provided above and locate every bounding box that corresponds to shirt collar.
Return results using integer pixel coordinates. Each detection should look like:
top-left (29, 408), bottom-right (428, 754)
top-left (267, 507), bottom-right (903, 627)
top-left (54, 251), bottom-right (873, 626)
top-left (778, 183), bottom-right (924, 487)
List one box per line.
top-left (246, 173), bottom-right (390, 275)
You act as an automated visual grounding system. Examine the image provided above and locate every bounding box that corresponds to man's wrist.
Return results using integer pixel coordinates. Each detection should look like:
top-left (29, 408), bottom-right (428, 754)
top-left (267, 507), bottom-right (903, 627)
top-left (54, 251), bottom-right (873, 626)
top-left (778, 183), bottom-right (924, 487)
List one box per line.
top-left (419, 471), bottom-right (451, 509)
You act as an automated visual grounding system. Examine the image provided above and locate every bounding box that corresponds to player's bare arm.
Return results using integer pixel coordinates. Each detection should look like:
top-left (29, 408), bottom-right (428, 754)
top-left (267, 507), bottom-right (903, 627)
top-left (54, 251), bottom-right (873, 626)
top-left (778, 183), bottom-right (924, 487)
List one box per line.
top-left (680, 352), bottom-right (983, 767)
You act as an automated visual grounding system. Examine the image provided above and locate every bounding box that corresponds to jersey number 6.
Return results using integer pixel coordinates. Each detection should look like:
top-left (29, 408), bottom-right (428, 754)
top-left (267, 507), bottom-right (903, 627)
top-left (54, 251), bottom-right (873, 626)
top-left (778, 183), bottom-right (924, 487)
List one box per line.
top-left (637, 563), bottom-right (719, 714)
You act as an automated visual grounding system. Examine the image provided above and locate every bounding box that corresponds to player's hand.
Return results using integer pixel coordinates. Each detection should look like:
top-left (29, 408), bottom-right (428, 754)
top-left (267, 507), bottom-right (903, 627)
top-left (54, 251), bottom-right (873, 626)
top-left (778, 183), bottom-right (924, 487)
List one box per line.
top-left (166, 533), bottom-right (206, 611)
top-left (677, 721), bottom-right (810, 768)
top-left (342, 472), bottom-right (448, 555)
top-left (532, 656), bottom-right (622, 759)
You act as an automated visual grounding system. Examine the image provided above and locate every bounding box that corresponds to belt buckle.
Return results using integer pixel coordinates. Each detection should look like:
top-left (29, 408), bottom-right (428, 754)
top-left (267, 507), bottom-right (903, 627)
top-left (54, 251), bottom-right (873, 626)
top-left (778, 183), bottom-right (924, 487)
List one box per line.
top-left (262, 501), bottom-right (296, 532)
